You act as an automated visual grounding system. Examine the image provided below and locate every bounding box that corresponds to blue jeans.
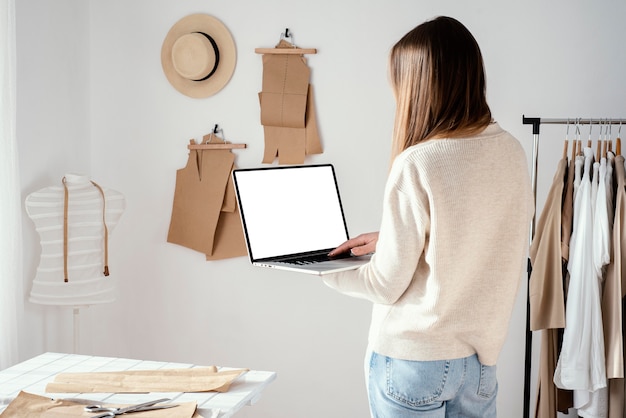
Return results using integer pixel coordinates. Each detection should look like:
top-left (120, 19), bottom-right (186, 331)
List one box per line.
top-left (366, 351), bottom-right (498, 418)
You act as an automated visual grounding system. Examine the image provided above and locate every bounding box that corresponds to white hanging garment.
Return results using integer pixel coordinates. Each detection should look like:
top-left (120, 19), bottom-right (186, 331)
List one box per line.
top-left (569, 154), bottom-right (585, 256)
top-left (593, 156), bottom-right (611, 277)
top-left (554, 148), bottom-right (608, 415)
top-left (591, 160), bottom-right (599, 223)
top-left (580, 154), bottom-right (610, 418)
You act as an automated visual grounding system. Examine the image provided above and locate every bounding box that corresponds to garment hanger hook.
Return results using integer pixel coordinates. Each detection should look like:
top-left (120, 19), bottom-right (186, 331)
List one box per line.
top-left (598, 118), bottom-right (602, 139)
top-left (280, 28), bottom-right (293, 43)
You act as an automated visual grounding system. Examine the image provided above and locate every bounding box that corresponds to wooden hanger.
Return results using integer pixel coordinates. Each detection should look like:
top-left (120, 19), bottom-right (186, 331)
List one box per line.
top-left (255, 30), bottom-right (317, 55)
top-left (255, 46), bottom-right (317, 55)
top-left (187, 140), bottom-right (246, 150)
top-left (187, 125), bottom-right (247, 150)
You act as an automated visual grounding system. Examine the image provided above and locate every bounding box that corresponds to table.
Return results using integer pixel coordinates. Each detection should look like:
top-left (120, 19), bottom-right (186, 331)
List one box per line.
top-left (0, 352), bottom-right (276, 417)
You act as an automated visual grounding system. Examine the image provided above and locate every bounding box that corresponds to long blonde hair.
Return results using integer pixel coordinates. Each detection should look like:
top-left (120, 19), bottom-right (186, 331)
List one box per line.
top-left (389, 16), bottom-right (492, 161)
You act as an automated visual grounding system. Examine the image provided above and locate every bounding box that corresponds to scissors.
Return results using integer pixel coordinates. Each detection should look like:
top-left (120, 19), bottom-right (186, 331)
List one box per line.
top-left (84, 398), bottom-right (178, 417)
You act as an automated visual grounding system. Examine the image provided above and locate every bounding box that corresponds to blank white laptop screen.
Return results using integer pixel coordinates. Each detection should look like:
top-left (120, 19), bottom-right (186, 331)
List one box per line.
top-left (233, 165), bottom-right (349, 261)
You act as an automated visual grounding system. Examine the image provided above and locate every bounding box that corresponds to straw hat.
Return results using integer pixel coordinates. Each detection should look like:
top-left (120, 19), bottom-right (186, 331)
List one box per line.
top-left (161, 14), bottom-right (236, 98)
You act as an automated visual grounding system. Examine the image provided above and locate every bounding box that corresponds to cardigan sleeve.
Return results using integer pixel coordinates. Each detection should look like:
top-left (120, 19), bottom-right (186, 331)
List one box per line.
top-left (323, 161), bottom-right (429, 305)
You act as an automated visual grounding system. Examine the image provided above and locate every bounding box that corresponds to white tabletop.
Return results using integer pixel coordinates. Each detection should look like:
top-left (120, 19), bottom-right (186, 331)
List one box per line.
top-left (0, 352), bottom-right (276, 417)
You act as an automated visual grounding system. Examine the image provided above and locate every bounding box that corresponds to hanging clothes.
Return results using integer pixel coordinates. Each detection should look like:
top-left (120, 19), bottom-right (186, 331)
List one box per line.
top-left (561, 144), bottom-right (576, 265)
top-left (529, 156), bottom-right (572, 418)
top-left (594, 156), bottom-right (611, 275)
top-left (531, 145), bottom-right (626, 417)
top-left (554, 147), bottom-right (608, 417)
top-left (523, 118), bottom-right (626, 418)
top-left (583, 152), bottom-right (611, 418)
top-left (606, 152), bottom-right (615, 237)
top-left (602, 153), bottom-right (621, 379)
top-left (529, 156), bottom-right (567, 331)
top-left (604, 154), bottom-right (626, 417)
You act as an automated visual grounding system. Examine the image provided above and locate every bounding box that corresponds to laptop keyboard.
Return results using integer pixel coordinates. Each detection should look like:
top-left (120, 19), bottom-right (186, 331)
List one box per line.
top-left (280, 251), bottom-right (351, 265)
top-left (285, 254), bottom-right (332, 265)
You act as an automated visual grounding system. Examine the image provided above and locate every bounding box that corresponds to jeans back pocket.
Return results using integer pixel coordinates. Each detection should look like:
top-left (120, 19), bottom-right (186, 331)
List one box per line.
top-left (384, 355), bottom-right (450, 407)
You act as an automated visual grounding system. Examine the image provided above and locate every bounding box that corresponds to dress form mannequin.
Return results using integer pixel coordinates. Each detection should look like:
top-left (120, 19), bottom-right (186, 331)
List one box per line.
top-left (25, 174), bottom-right (125, 305)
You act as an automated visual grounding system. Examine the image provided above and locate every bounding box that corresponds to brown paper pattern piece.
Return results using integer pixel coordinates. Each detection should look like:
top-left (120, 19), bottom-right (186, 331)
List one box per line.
top-left (206, 167), bottom-right (248, 260)
top-left (259, 92), bottom-right (307, 128)
top-left (304, 84), bottom-right (322, 156)
top-left (206, 202), bottom-right (247, 260)
top-left (44, 368), bottom-right (248, 393)
top-left (167, 148), bottom-right (234, 255)
top-left (0, 391), bottom-right (199, 418)
top-left (259, 48), bottom-right (323, 164)
top-left (261, 54), bottom-right (310, 96)
top-left (262, 126), bottom-right (306, 165)
top-left (167, 136), bottom-right (247, 259)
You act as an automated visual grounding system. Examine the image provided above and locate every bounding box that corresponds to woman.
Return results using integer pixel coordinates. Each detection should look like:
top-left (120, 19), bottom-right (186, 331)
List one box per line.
top-left (324, 16), bottom-right (533, 417)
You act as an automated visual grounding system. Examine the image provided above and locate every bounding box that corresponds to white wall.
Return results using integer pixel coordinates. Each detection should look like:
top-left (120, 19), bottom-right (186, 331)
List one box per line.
top-left (15, 1), bottom-right (626, 417)
top-left (17, 0), bottom-right (91, 353)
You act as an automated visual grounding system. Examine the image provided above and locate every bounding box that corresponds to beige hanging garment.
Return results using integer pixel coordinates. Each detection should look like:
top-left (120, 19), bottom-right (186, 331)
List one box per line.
top-left (529, 156), bottom-right (573, 417)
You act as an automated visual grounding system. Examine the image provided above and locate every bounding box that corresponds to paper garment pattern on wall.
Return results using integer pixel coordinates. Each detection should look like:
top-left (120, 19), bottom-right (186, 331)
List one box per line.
top-left (258, 40), bottom-right (323, 164)
top-left (167, 135), bottom-right (247, 260)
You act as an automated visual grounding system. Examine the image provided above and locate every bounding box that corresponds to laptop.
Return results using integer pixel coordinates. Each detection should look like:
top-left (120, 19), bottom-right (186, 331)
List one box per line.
top-left (232, 164), bottom-right (371, 275)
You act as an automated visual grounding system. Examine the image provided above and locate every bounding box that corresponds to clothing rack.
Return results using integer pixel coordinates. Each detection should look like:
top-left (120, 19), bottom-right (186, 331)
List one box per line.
top-left (521, 115), bottom-right (626, 418)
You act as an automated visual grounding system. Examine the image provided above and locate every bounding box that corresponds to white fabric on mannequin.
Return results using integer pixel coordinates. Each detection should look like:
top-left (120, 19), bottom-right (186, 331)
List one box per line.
top-left (25, 174), bottom-right (125, 305)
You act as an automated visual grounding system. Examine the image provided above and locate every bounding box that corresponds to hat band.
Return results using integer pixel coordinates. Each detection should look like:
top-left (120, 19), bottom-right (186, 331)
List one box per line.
top-left (193, 32), bottom-right (220, 81)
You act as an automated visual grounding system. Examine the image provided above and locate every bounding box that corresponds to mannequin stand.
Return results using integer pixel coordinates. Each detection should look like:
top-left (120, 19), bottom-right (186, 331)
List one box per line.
top-left (72, 305), bottom-right (89, 354)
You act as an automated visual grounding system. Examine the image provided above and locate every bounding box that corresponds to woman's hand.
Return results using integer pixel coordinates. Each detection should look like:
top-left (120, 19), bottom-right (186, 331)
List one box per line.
top-left (328, 232), bottom-right (379, 257)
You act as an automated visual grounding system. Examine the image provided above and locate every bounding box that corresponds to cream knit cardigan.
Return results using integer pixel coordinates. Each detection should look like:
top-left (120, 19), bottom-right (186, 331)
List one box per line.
top-left (323, 123), bottom-right (534, 366)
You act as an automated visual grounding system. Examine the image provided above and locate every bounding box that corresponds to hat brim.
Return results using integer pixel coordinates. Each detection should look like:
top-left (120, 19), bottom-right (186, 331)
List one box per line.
top-left (161, 14), bottom-right (236, 98)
